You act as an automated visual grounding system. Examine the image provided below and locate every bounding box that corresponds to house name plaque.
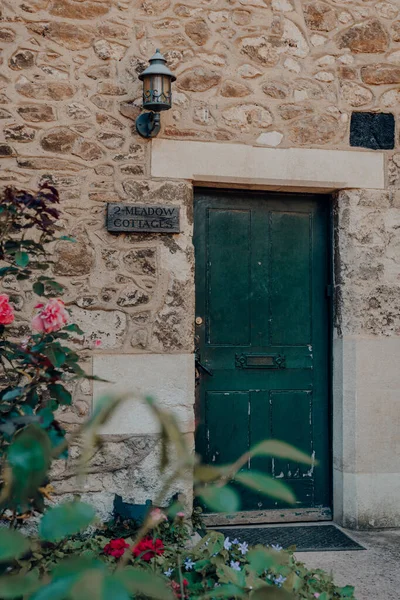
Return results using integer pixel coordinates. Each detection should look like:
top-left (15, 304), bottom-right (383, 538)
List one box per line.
top-left (107, 203), bottom-right (180, 233)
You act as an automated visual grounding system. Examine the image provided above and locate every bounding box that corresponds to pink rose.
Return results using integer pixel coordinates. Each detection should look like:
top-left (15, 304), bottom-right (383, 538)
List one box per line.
top-left (32, 298), bottom-right (69, 334)
top-left (148, 508), bottom-right (167, 526)
top-left (0, 294), bottom-right (15, 325)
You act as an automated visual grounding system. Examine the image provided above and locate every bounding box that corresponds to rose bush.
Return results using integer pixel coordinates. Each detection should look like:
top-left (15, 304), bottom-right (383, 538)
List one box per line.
top-left (0, 185), bottom-right (97, 515)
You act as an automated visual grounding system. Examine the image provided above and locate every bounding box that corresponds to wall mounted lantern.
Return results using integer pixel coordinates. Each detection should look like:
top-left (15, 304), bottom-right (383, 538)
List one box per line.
top-left (135, 49), bottom-right (176, 139)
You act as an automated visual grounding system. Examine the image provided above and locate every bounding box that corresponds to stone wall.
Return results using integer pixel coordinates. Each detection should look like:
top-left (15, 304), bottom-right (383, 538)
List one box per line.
top-left (1, 0), bottom-right (400, 521)
top-left (2, 0), bottom-right (400, 158)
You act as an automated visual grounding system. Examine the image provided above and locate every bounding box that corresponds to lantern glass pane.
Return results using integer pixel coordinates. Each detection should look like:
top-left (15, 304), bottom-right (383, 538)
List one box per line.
top-left (143, 75), bottom-right (152, 97)
top-left (162, 75), bottom-right (172, 97)
top-left (152, 75), bottom-right (164, 100)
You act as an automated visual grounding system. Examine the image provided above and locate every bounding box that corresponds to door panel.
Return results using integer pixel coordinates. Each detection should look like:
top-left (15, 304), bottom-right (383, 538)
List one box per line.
top-left (194, 189), bottom-right (331, 518)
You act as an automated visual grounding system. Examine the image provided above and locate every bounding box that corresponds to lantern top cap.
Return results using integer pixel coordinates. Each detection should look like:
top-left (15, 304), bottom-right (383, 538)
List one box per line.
top-left (139, 49), bottom-right (176, 82)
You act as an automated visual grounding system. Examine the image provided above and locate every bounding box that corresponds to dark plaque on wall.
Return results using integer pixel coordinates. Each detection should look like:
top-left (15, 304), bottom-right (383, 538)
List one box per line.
top-left (107, 203), bottom-right (180, 233)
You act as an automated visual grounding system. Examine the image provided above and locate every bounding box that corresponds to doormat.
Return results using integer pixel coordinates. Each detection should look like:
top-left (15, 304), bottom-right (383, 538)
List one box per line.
top-left (212, 525), bottom-right (364, 552)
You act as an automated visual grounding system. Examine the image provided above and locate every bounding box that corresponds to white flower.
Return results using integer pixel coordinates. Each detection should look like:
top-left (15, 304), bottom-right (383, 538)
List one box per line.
top-left (223, 537), bottom-right (232, 550)
top-left (232, 538), bottom-right (240, 545)
top-left (230, 560), bottom-right (241, 572)
top-left (184, 558), bottom-right (195, 571)
top-left (164, 568), bottom-right (173, 577)
top-left (274, 575), bottom-right (287, 586)
top-left (271, 544), bottom-right (283, 551)
top-left (238, 542), bottom-right (248, 555)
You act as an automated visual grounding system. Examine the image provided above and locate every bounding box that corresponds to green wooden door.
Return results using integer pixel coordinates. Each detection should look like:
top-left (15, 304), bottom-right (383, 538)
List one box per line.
top-left (194, 189), bottom-right (331, 518)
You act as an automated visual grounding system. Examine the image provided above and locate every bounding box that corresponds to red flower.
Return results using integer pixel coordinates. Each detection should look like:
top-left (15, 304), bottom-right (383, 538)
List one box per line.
top-left (103, 538), bottom-right (129, 558)
top-left (132, 537), bottom-right (164, 561)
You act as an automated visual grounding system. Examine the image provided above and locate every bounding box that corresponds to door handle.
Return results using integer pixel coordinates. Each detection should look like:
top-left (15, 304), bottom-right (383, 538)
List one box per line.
top-left (195, 358), bottom-right (213, 376)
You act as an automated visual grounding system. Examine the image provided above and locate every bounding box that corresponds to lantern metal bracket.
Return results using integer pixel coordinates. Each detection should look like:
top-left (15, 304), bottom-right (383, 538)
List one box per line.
top-left (135, 111), bottom-right (161, 139)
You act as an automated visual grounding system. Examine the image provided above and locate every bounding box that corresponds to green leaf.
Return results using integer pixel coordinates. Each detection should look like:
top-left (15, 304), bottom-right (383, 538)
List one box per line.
top-left (197, 584), bottom-right (245, 598)
top-left (6, 424), bottom-right (51, 505)
top-left (38, 407), bottom-right (55, 428)
top-left (43, 345), bottom-right (67, 368)
top-left (0, 267), bottom-right (17, 277)
top-left (48, 383), bottom-right (72, 406)
top-left (249, 587), bottom-right (292, 600)
top-left (145, 396), bottom-right (191, 465)
top-left (250, 440), bottom-right (315, 466)
top-left (248, 546), bottom-right (289, 575)
top-left (71, 573), bottom-right (131, 600)
top-left (339, 586), bottom-right (355, 598)
top-left (116, 567), bottom-right (175, 600)
top-left (53, 556), bottom-right (105, 578)
top-left (193, 531), bottom-right (225, 556)
top-left (15, 251), bottom-right (29, 267)
top-left (0, 529), bottom-right (29, 562)
top-left (59, 236), bottom-right (77, 242)
top-left (30, 575), bottom-right (79, 600)
top-left (2, 387), bottom-right (24, 402)
top-left (39, 501), bottom-right (96, 542)
top-left (198, 484), bottom-right (239, 513)
top-left (33, 281), bottom-right (45, 296)
top-left (46, 280), bottom-right (64, 293)
top-left (64, 324), bottom-right (84, 335)
top-left (0, 572), bottom-right (39, 598)
top-left (217, 563), bottom-right (246, 588)
top-left (235, 471), bottom-right (295, 504)
top-left (194, 465), bottom-right (228, 483)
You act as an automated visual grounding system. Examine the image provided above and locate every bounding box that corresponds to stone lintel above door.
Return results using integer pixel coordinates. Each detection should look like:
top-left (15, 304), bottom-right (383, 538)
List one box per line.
top-left (151, 140), bottom-right (385, 192)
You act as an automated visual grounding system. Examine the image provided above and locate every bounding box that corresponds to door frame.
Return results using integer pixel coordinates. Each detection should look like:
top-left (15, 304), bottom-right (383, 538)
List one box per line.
top-left (193, 187), bottom-right (334, 526)
top-left (151, 139), bottom-right (389, 529)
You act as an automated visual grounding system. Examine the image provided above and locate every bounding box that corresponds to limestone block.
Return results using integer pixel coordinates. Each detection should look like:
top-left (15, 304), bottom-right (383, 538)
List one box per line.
top-left (55, 238), bottom-right (95, 277)
top-left (338, 19), bottom-right (389, 53)
top-left (222, 104), bottom-right (273, 130)
top-left (28, 22), bottom-right (95, 50)
top-left (303, 2), bottom-right (337, 31)
top-left (0, 28), bottom-right (16, 43)
top-left (49, 0), bottom-right (111, 19)
top-left (9, 49), bottom-right (35, 70)
top-left (185, 20), bottom-right (210, 46)
top-left (178, 67), bottom-right (221, 92)
top-left (239, 35), bottom-right (279, 66)
top-left (16, 78), bottom-right (75, 101)
top-left (340, 82), bottom-right (373, 107)
top-left (220, 80), bottom-right (251, 98)
top-left (93, 353), bottom-right (195, 435)
top-left (256, 131), bottom-right (283, 147)
top-left (288, 114), bottom-right (340, 145)
top-left (361, 64), bottom-right (400, 85)
top-left (17, 104), bottom-right (56, 122)
top-left (4, 124), bottom-right (35, 143)
top-left (71, 308), bottom-right (128, 349)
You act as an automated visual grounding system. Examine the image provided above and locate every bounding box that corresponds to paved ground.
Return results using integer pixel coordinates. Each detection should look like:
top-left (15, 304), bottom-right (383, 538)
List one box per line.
top-left (297, 527), bottom-right (400, 600)
top-left (213, 523), bottom-right (400, 599)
